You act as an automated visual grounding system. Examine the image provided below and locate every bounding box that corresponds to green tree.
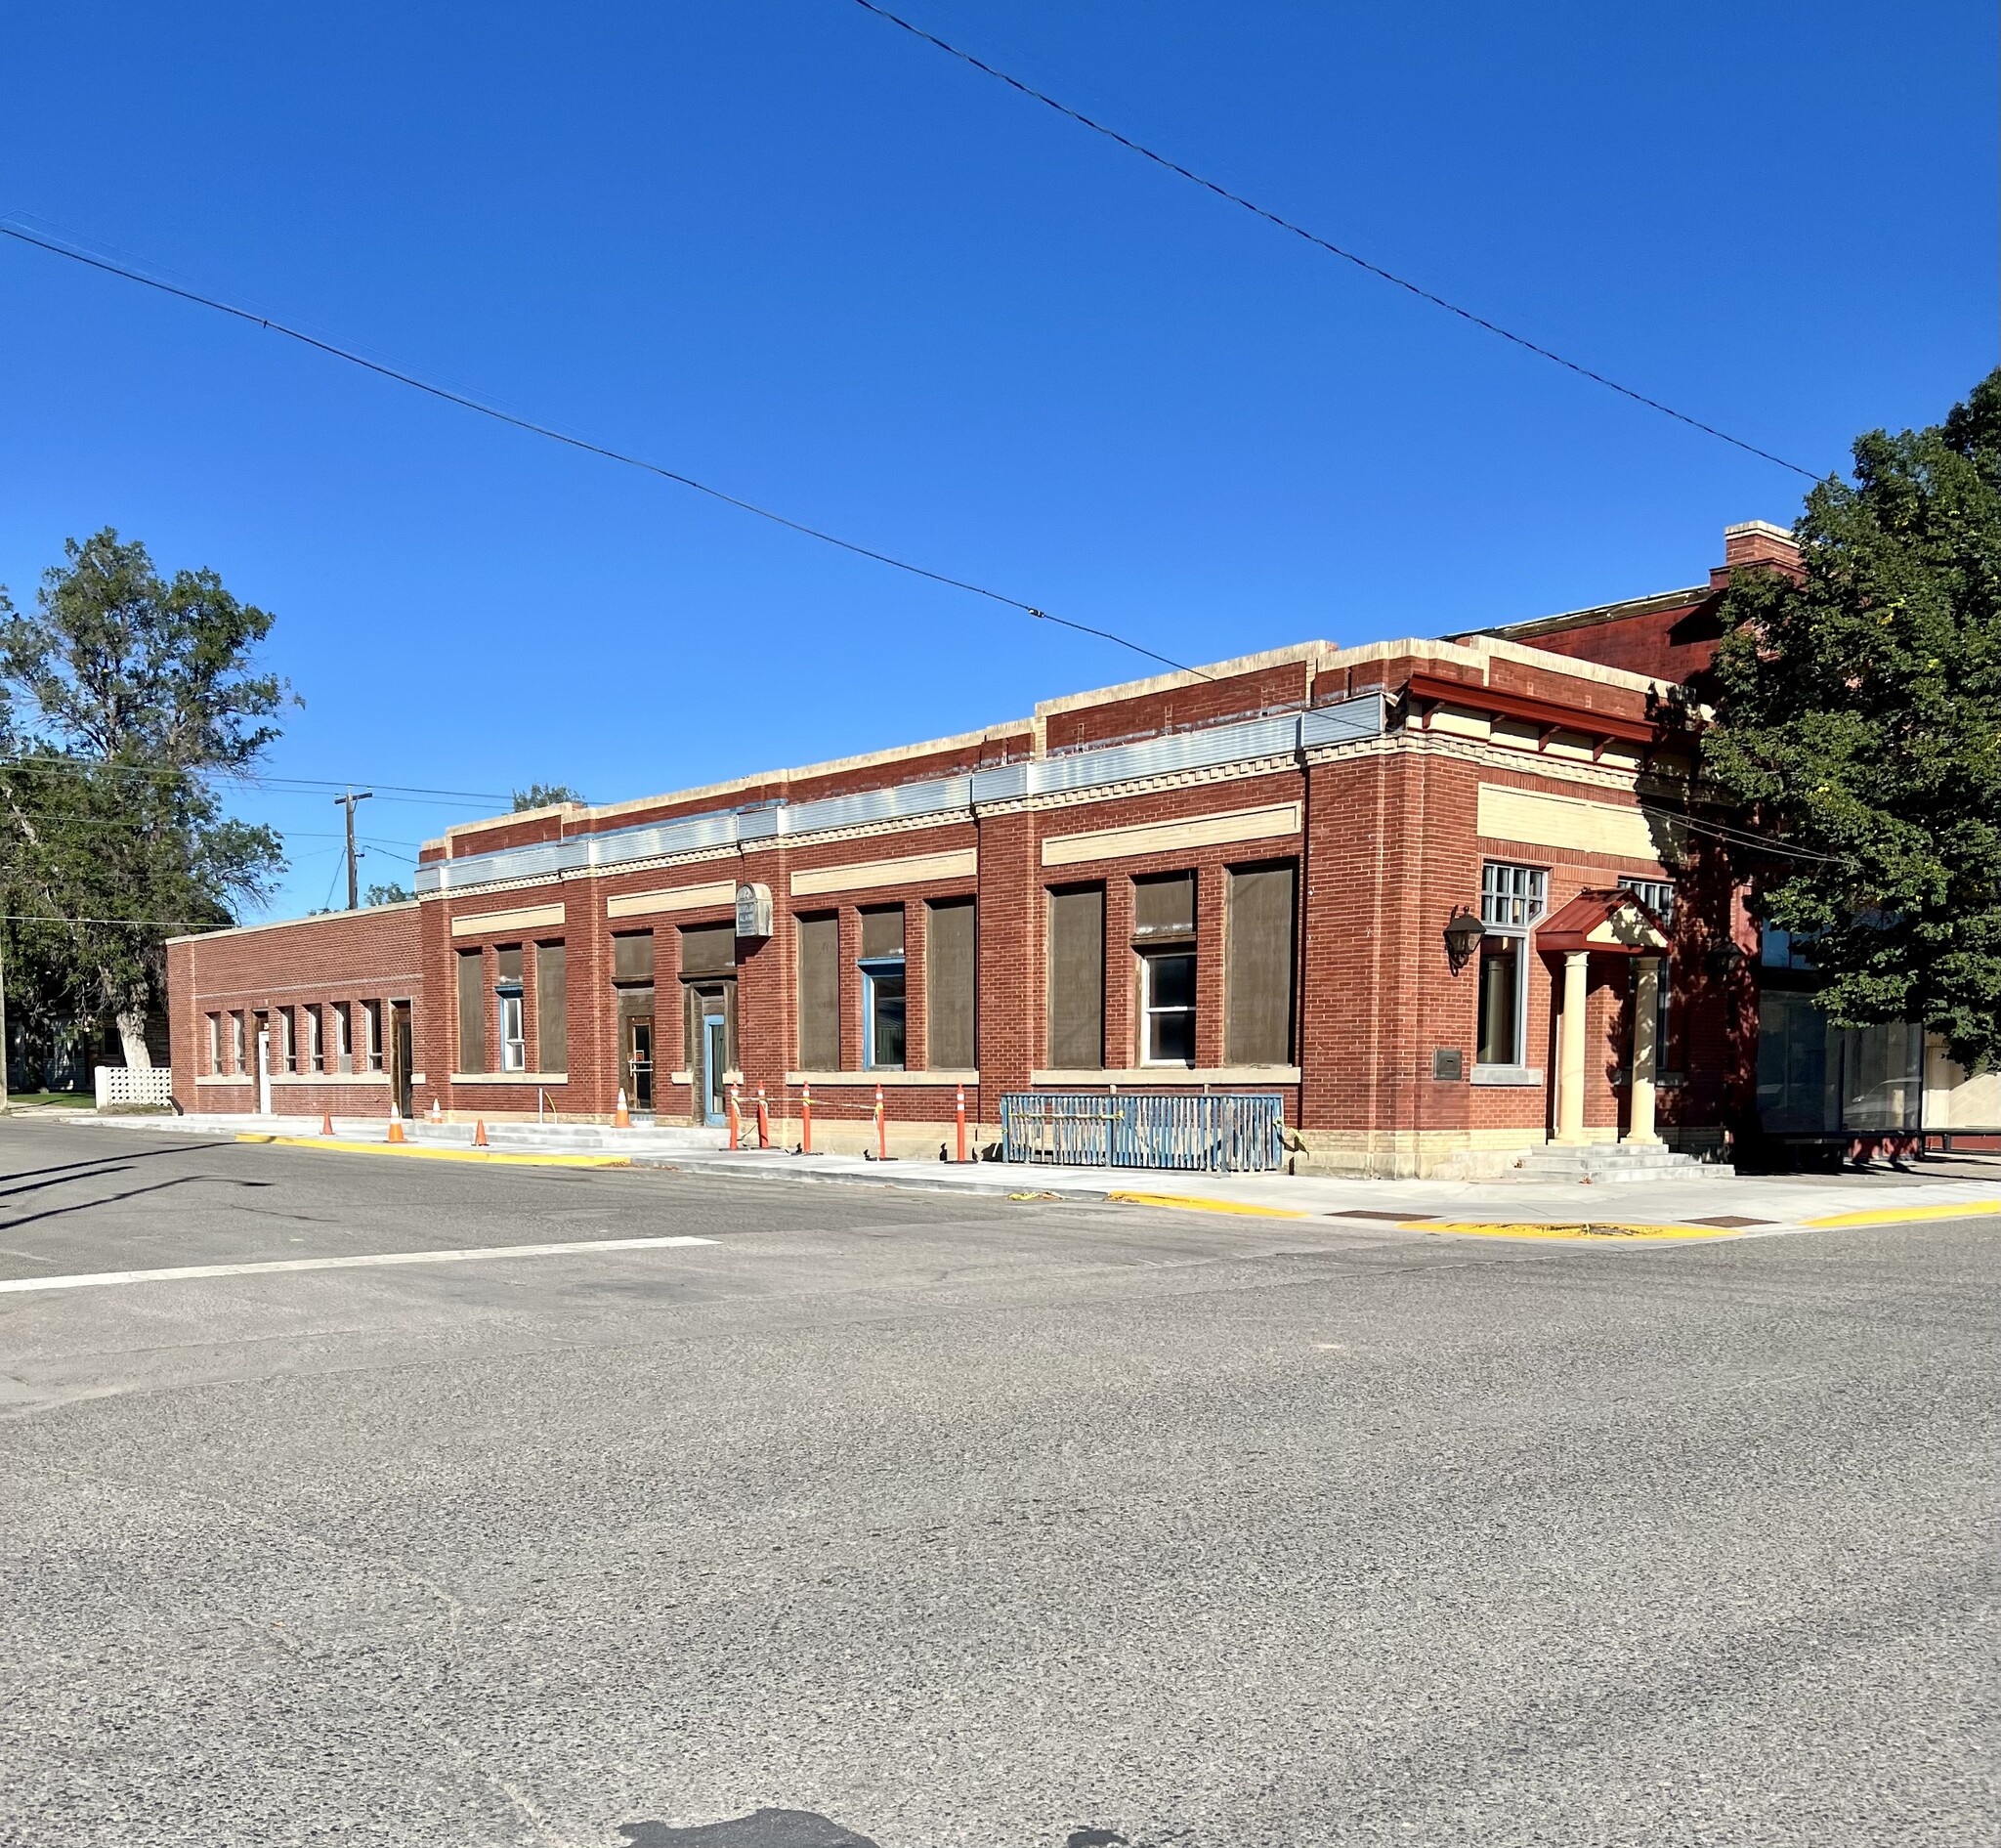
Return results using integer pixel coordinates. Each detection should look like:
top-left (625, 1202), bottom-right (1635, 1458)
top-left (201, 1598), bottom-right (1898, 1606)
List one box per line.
top-left (0, 530), bottom-right (290, 1067)
top-left (512, 782), bottom-right (583, 811)
top-left (1705, 369), bottom-right (2001, 1074)
top-left (364, 881), bottom-right (413, 906)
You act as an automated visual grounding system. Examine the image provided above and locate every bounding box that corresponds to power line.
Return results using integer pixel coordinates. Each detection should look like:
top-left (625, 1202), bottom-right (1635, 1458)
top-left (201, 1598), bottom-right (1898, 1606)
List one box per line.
top-left (0, 912), bottom-right (228, 928)
top-left (0, 219), bottom-right (1212, 682)
top-left (846, 0), bottom-right (1821, 484)
top-left (1639, 801), bottom-right (1851, 865)
top-left (0, 753), bottom-right (508, 804)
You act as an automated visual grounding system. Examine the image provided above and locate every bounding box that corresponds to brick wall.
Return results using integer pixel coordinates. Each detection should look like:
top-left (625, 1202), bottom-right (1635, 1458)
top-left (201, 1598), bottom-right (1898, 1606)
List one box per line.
top-left (167, 903), bottom-right (424, 1117)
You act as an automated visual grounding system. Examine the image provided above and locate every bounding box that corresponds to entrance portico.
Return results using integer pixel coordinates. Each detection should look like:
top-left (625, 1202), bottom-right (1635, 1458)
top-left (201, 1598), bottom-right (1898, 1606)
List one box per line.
top-left (1535, 890), bottom-right (1672, 1147)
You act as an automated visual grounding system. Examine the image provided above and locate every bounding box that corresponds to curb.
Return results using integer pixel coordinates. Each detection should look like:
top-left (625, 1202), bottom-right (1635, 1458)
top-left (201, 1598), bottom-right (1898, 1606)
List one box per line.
top-left (1801, 1198), bottom-right (2001, 1229)
top-left (1105, 1189), bottom-right (1312, 1220)
top-left (1413, 1219), bottom-right (1745, 1243)
top-left (236, 1135), bottom-right (632, 1169)
top-left (639, 1153), bottom-right (1112, 1203)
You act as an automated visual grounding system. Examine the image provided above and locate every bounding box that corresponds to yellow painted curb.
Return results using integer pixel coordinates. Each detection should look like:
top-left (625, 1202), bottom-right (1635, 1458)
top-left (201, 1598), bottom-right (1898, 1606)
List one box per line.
top-left (1107, 1190), bottom-right (1312, 1220)
top-left (1803, 1199), bottom-right (2001, 1229)
top-left (1418, 1220), bottom-right (1740, 1242)
top-left (236, 1135), bottom-right (630, 1169)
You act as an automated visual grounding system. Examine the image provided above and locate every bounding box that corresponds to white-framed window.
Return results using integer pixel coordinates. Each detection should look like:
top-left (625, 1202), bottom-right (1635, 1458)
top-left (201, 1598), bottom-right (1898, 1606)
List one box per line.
top-left (497, 987), bottom-right (526, 1071)
top-left (1139, 948), bottom-right (1197, 1066)
top-left (206, 1012), bottom-right (222, 1075)
top-left (861, 961), bottom-right (906, 1069)
top-left (230, 1011), bottom-right (246, 1073)
top-left (305, 1006), bottom-right (321, 1073)
top-left (332, 1001), bottom-right (354, 1075)
top-left (279, 1008), bottom-right (296, 1072)
top-left (362, 1000), bottom-right (383, 1073)
top-left (1476, 862), bottom-right (1548, 1070)
top-left (1619, 878), bottom-right (1675, 1062)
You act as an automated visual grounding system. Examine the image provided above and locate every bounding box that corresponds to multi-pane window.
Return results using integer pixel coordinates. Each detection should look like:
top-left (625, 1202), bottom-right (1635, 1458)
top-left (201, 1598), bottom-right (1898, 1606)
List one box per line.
top-left (1134, 873), bottom-right (1197, 1068)
top-left (231, 1011), bottom-right (246, 1073)
top-left (362, 1000), bottom-right (383, 1073)
top-left (1619, 878), bottom-right (1675, 1063)
top-left (1480, 862), bottom-right (1548, 929)
top-left (280, 1007), bottom-right (297, 1072)
top-left (332, 1001), bottom-right (354, 1075)
top-left (859, 906), bottom-right (906, 1071)
top-left (1140, 948), bottom-right (1197, 1065)
top-left (495, 947), bottom-right (526, 1072)
top-left (1620, 878), bottom-right (1675, 923)
top-left (1476, 862), bottom-right (1547, 1070)
top-left (206, 1013), bottom-right (222, 1075)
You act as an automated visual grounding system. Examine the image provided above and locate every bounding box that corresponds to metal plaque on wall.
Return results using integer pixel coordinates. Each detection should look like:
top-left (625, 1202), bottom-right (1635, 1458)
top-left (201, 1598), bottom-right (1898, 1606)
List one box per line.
top-left (1431, 1047), bottom-right (1464, 1082)
top-left (735, 881), bottom-right (773, 939)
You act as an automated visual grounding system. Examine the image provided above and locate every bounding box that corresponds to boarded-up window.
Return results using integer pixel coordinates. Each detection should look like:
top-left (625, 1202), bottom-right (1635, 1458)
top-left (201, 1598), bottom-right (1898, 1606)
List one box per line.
top-left (860, 905), bottom-right (905, 959)
top-left (456, 949), bottom-right (486, 1072)
top-left (680, 922), bottom-right (735, 973)
top-left (535, 942), bottom-right (567, 1072)
top-left (612, 930), bottom-right (654, 983)
top-left (495, 945), bottom-right (524, 985)
top-left (1225, 862), bottom-right (1297, 1066)
top-left (797, 913), bottom-right (839, 1070)
top-left (1047, 884), bottom-right (1104, 1070)
top-left (1133, 871), bottom-right (1196, 941)
top-left (926, 898), bottom-right (976, 1070)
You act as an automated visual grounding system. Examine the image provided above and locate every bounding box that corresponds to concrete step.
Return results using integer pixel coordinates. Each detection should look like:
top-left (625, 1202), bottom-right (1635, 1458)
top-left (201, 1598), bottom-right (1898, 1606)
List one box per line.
top-left (1511, 1144), bottom-right (1734, 1182)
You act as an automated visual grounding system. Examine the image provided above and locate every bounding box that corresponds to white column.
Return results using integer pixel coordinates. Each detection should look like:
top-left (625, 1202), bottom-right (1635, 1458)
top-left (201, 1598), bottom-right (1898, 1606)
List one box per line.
top-left (1554, 951), bottom-right (1589, 1144)
top-left (1627, 956), bottom-right (1661, 1144)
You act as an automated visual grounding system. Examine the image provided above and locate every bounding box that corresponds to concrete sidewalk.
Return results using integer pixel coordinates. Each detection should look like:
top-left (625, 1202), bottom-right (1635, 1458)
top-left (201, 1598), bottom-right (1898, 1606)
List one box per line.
top-left (56, 1108), bottom-right (2001, 1239)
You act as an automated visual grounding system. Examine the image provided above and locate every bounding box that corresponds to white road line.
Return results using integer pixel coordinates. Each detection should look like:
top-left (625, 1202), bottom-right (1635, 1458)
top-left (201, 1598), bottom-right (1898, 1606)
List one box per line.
top-left (0, 1234), bottom-right (718, 1295)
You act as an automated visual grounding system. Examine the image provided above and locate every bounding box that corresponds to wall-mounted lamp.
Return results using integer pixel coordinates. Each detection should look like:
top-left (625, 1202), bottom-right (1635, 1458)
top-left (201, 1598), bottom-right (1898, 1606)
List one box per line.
top-left (1706, 940), bottom-right (1746, 979)
top-left (1443, 908), bottom-right (1486, 974)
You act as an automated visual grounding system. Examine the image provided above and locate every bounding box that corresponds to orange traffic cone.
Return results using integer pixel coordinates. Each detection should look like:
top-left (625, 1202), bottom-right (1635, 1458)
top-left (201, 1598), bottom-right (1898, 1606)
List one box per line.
top-left (387, 1110), bottom-right (405, 1145)
top-left (320, 1111), bottom-right (334, 1137)
top-left (614, 1087), bottom-right (631, 1130)
top-left (473, 1119), bottom-right (489, 1147)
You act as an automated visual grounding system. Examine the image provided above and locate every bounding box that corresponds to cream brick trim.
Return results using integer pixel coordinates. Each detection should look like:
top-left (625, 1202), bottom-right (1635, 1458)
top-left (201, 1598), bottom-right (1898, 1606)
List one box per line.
top-left (790, 848), bottom-right (978, 897)
top-left (1476, 784), bottom-right (1682, 863)
top-left (786, 1069), bottom-right (980, 1087)
top-left (1031, 1066), bottom-right (1299, 1086)
top-left (1042, 802), bottom-right (1300, 867)
top-left (193, 1074), bottom-right (255, 1087)
top-left (606, 880), bottom-right (736, 920)
top-left (447, 1071), bottom-right (570, 1086)
top-left (270, 1072), bottom-right (392, 1088)
top-left (449, 903), bottom-right (565, 938)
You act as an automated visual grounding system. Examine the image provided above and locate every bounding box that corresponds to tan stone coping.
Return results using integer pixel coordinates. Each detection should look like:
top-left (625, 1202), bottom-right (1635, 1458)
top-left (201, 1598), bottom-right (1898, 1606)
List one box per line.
top-left (1029, 1066), bottom-right (1299, 1086)
top-left (784, 1070), bottom-right (980, 1088)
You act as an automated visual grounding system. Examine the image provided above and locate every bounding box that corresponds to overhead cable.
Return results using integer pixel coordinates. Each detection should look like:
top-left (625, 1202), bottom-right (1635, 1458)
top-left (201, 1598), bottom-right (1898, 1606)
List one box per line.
top-left (847, 0), bottom-right (1821, 483)
top-left (0, 220), bottom-right (1211, 682)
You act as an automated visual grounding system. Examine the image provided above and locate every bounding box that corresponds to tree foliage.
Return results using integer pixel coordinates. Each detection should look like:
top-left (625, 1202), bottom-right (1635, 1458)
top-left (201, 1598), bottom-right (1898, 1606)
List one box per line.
top-left (512, 782), bottom-right (583, 811)
top-left (364, 881), bottom-right (414, 906)
top-left (1705, 369), bottom-right (2001, 1073)
top-left (0, 530), bottom-right (290, 1065)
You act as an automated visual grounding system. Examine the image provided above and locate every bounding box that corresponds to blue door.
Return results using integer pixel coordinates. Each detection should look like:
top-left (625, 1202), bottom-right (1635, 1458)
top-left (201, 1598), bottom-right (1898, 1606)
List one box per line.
top-left (702, 1013), bottom-right (728, 1126)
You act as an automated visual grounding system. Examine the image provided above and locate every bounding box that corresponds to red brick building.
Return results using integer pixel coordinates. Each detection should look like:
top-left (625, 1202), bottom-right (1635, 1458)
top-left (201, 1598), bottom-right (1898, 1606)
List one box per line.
top-left (166, 521), bottom-right (1992, 1172)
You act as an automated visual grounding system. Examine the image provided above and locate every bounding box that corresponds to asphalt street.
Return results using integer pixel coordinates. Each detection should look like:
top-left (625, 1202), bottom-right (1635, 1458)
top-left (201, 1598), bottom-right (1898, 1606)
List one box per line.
top-left (0, 1119), bottom-right (1993, 1848)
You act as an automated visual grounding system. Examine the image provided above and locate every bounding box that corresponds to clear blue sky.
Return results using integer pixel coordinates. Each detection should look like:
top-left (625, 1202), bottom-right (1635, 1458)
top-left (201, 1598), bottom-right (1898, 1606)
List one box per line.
top-left (1, 2), bottom-right (1992, 921)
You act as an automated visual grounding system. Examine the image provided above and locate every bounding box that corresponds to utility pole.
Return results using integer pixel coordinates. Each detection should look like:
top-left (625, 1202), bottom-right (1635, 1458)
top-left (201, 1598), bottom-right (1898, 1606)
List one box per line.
top-left (334, 790), bottom-right (373, 910)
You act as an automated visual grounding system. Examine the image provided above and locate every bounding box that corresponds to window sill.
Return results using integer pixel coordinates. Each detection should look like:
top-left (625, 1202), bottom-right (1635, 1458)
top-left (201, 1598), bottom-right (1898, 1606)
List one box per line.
top-left (447, 1071), bottom-right (569, 1085)
top-left (271, 1072), bottom-right (392, 1087)
top-left (1470, 1064), bottom-right (1545, 1088)
top-left (786, 1069), bottom-right (979, 1088)
top-left (195, 1074), bottom-right (254, 1087)
top-left (1031, 1066), bottom-right (1300, 1087)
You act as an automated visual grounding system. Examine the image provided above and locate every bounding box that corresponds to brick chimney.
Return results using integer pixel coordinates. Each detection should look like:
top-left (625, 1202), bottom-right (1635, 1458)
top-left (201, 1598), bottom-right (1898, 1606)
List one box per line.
top-left (1709, 519), bottom-right (1803, 588)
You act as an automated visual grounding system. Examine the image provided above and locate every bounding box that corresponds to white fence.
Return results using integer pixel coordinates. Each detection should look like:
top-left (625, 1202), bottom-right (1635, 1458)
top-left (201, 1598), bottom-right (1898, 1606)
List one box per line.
top-left (94, 1065), bottom-right (175, 1111)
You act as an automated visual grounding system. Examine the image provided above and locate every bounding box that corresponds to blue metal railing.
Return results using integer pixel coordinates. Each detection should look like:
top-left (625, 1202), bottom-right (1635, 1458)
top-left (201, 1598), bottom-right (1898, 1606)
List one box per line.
top-left (1000, 1091), bottom-right (1286, 1173)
